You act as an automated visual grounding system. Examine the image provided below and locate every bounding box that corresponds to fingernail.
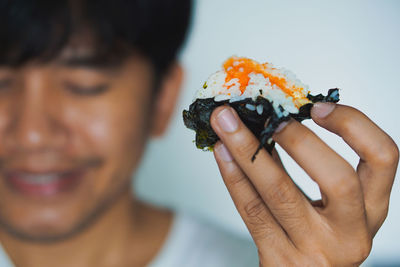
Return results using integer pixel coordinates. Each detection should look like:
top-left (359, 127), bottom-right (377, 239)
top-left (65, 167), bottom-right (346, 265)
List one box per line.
top-left (216, 143), bottom-right (233, 162)
top-left (217, 108), bottom-right (238, 133)
top-left (274, 121), bottom-right (289, 134)
top-left (312, 102), bottom-right (336, 118)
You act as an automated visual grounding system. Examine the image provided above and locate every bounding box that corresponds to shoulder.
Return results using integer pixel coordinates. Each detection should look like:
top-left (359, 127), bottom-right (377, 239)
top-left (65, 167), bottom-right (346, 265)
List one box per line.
top-left (150, 213), bottom-right (259, 267)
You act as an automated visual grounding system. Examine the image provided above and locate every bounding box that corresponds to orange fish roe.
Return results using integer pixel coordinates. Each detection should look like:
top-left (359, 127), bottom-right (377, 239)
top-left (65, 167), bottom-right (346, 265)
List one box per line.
top-left (223, 57), bottom-right (309, 107)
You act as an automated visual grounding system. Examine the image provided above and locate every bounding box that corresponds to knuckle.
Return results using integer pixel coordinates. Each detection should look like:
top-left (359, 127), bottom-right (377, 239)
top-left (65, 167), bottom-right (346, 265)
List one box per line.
top-left (286, 126), bottom-right (311, 150)
top-left (339, 228), bottom-right (372, 265)
top-left (265, 180), bottom-right (305, 228)
top-left (302, 252), bottom-right (331, 267)
top-left (373, 141), bottom-right (399, 167)
top-left (379, 206), bottom-right (389, 223)
top-left (314, 255), bottom-right (331, 267)
top-left (351, 238), bottom-right (372, 264)
top-left (367, 201), bottom-right (389, 235)
top-left (331, 179), bottom-right (358, 199)
top-left (330, 168), bottom-right (360, 198)
top-left (234, 134), bottom-right (259, 158)
top-left (243, 197), bottom-right (275, 240)
top-left (225, 168), bottom-right (247, 187)
top-left (339, 114), bottom-right (355, 137)
top-left (244, 197), bottom-right (267, 218)
top-left (366, 198), bottom-right (390, 222)
top-left (266, 179), bottom-right (298, 206)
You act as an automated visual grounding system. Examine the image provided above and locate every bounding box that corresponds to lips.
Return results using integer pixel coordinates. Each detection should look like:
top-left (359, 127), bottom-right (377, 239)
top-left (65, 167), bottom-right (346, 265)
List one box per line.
top-left (4, 169), bottom-right (86, 197)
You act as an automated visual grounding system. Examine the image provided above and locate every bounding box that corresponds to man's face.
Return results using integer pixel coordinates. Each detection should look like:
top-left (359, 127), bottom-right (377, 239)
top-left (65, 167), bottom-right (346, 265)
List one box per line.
top-left (0, 43), bottom-right (155, 241)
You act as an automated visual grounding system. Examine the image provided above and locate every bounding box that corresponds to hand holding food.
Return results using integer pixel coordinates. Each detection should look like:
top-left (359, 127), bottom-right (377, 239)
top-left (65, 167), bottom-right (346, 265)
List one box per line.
top-left (184, 57), bottom-right (399, 265)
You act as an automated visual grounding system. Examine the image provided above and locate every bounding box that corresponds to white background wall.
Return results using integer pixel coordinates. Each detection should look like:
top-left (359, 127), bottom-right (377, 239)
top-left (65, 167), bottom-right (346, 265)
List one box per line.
top-left (135, 0), bottom-right (400, 265)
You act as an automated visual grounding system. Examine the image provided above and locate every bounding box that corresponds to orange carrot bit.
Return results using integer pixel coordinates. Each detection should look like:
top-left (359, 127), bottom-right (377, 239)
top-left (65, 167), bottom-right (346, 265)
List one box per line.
top-left (222, 57), bottom-right (307, 106)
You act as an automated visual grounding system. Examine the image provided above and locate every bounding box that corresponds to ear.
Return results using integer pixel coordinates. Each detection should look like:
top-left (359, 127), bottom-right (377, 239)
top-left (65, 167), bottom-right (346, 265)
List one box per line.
top-left (150, 63), bottom-right (184, 138)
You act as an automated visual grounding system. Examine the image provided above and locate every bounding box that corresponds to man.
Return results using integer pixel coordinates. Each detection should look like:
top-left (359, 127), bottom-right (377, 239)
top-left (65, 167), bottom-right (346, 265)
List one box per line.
top-left (0, 0), bottom-right (397, 266)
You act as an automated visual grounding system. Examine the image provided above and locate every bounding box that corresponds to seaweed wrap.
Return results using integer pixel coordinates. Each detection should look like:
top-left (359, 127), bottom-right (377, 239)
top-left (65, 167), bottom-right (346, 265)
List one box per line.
top-left (183, 57), bottom-right (339, 161)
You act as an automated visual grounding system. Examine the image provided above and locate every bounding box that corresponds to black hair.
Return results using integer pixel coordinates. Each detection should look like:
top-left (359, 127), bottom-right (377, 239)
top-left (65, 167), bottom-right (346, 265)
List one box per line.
top-left (0, 0), bottom-right (193, 76)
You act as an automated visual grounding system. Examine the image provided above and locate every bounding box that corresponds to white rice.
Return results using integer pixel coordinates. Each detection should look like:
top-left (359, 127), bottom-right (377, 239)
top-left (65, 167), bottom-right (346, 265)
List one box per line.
top-left (256, 104), bottom-right (263, 115)
top-left (245, 104), bottom-right (256, 111)
top-left (193, 61), bottom-right (311, 117)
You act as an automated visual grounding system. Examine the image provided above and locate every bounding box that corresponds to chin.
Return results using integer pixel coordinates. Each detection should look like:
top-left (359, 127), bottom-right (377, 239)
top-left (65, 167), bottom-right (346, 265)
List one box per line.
top-left (0, 190), bottom-right (127, 243)
top-left (0, 202), bottom-right (93, 242)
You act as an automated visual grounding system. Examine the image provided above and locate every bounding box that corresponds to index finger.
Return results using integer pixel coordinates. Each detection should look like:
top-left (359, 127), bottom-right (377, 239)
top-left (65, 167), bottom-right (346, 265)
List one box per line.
top-left (210, 106), bottom-right (316, 245)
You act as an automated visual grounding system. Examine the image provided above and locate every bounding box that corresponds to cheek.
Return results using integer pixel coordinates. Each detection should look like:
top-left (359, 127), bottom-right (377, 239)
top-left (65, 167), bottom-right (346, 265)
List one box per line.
top-left (0, 102), bottom-right (12, 144)
top-left (84, 114), bottom-right (113, 144)
top-left (63, 96), bottom-right (150, 192)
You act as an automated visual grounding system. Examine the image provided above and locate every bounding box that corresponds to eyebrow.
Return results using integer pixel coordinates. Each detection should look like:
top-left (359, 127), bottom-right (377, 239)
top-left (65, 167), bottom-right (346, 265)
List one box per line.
top-left (58, 56), bottom-right (123, 70)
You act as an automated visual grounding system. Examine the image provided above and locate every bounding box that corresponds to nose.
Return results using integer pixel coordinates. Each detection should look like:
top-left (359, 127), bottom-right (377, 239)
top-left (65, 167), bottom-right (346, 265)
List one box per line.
top-left (6, 70), bottom-right (67, 152)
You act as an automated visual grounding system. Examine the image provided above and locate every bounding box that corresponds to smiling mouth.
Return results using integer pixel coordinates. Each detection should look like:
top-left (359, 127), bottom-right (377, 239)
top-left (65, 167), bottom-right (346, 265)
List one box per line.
top-left (4, 169), bottom-right (87, 197)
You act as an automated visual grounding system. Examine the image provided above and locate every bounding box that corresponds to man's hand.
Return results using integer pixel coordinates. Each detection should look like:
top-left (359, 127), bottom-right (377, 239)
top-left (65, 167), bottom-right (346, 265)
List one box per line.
top-left (210, 103), bottom-right (399, 266)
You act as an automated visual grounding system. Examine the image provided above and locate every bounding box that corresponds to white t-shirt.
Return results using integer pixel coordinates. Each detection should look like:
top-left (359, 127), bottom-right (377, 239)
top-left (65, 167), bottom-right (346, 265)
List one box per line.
top-left (0, 213), bottom-right (259, 267)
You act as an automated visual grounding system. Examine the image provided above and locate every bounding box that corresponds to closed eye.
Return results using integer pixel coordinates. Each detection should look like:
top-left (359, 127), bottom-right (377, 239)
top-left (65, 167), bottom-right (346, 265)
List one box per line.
top-left (0, 78), bottom-right (12, 90)
top-left (63, 81), bottom-right (110, 96)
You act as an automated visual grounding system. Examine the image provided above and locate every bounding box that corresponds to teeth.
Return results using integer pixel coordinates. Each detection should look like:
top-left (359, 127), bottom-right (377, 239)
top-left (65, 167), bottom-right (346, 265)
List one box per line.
top-left (18, 173), bottom-right (62, 185)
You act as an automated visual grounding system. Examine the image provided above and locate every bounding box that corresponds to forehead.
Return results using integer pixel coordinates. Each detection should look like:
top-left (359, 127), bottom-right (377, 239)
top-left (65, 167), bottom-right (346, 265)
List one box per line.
top-left (52, 32), bottom-right (132, 69)
top-left (60, 31), bottom-right (98, 59)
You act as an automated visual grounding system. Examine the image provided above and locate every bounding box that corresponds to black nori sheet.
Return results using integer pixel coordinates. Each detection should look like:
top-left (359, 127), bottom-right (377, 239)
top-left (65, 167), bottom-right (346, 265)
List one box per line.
top-left (183, 88), bottom-right (339, 161)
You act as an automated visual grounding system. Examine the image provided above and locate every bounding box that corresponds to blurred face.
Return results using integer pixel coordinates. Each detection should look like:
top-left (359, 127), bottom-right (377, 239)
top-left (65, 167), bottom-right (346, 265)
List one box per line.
top-left (0, 43), bottom-right (155, 241)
